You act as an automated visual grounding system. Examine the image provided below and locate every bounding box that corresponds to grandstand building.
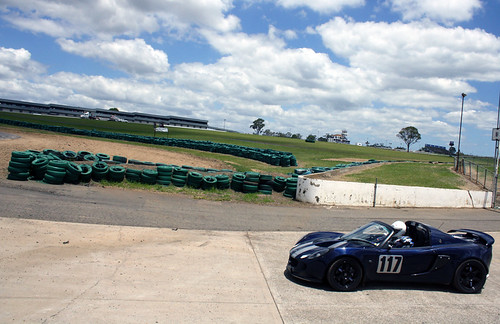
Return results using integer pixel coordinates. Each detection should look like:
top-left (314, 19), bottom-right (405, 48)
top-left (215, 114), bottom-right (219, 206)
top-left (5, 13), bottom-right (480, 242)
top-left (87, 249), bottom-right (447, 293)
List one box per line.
top-left (0, 98), bottom-right (210, 130)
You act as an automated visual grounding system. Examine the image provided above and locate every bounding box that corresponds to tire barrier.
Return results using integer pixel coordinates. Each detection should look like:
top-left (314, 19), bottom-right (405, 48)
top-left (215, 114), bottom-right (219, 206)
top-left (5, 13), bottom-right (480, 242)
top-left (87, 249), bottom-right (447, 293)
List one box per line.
top-left (5, 149), bottom-right (303, 199)
top-left (187, 171), bottom-right (203, 189)
top-left (125, 168), bottom-right (141, 182)
top-left (157, 165), bottom-right (173, 186)
top-left (141, 169), bottom-right (158, 185)
top-left (80, 164), bottom-right (92, 182)
top-left (215, 174), bottom-right (230, 190)
top-left (201, 176), bottom-right (217, 190)
top-left (92, 161), bottom-right (109, 181)
top-left (65, 162), bottom-right (82, 184)
top-left (230, 173), bottom-right (245, 192)
top-left (108, 165), bottom-right (126, 182)
top-left (7, 151), bottom-right (33, 181)
top-left (0, 118), bottom-right (298, 167)
top-left (272, 176), bottom-right (287, 192)
top-left (171, 167), bottom-right (188, 187)
top-left (283, 177), bottom-right (298, 199)
top-left (43, 160), bottom-right (67, 185)
top-left (62, 150), bottom-right (77, 160)
top-left (31, 157), bottom-right (49, 180)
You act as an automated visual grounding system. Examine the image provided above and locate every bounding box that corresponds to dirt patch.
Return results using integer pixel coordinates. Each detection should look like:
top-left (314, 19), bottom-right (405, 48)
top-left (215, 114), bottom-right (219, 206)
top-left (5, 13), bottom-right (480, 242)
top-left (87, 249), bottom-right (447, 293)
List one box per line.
top-left (0, 126), bottom-right (231, 177)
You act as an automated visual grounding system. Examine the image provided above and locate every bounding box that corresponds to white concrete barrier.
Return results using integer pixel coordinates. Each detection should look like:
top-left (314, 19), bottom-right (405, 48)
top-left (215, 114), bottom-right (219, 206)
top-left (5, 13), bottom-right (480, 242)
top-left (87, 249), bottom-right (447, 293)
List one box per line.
top-left (296, 176), bottom-right (492, 208)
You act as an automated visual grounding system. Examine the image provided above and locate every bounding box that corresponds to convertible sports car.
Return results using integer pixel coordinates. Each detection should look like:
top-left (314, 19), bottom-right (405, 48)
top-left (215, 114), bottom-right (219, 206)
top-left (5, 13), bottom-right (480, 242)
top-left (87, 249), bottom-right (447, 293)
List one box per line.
top-left (286, 221), bottom-right (494, 293)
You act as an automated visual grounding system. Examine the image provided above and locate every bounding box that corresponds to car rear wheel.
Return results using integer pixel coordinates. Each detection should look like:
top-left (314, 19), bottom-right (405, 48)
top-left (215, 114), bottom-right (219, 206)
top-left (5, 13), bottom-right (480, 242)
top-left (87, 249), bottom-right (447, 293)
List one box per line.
top-left (327, 257), bottom-right (363, 291)
top-left (453, 259), bottom-right (487, 294)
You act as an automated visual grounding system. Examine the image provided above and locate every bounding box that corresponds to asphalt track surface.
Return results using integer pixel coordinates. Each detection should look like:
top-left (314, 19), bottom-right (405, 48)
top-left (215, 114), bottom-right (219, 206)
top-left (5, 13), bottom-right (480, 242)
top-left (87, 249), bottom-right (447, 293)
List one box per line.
top-left (2, 180), bottom-right (500, 323)
top-left (2, 180), bottom-right (500, 232)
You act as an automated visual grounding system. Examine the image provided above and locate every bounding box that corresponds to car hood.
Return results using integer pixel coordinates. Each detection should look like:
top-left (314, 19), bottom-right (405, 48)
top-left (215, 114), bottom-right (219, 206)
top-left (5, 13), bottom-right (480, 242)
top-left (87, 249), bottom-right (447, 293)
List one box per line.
top-left (290, 232), bottom-right (347, 259)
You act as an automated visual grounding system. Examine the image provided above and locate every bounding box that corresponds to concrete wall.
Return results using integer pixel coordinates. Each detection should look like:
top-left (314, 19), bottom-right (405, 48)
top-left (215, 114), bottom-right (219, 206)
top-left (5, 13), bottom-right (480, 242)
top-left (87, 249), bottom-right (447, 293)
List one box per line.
top-left (296, 176), bottom-right (492, 208)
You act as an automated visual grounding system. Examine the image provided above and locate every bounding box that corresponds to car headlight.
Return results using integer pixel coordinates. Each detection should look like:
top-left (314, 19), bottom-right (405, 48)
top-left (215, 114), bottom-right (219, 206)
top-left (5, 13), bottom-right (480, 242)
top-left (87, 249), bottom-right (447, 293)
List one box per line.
top-left (300, 248), bottom-right (329, 259)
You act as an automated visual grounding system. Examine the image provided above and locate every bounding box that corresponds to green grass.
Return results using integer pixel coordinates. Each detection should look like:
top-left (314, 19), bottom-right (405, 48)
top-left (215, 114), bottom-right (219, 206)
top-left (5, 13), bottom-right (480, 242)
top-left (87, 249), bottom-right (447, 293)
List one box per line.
top-left (0, 111), bottom-right (454, 170)
top-left (98, 179), bottom-right (285, 204)
top-left (345, 162), bottom-right (467, 189)
top-left (1, 111), bottom-right (468, 194)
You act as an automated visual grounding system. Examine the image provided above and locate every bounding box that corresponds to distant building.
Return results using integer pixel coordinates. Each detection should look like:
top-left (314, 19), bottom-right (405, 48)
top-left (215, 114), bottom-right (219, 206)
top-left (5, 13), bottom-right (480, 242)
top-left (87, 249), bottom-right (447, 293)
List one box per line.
top-left (327, 130), bottom-right (350, 144)
top-left (0, 97), bottom-right (211, 130)
top-left (423, 144), bottom-right (450, 155)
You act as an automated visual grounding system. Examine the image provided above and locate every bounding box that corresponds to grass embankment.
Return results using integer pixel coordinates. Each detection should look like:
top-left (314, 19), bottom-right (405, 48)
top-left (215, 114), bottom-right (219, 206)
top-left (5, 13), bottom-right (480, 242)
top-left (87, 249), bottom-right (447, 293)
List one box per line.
top-left (0, 112), bottom-right (471, 191)
top-left (345, 162), bottom-right (467, 190)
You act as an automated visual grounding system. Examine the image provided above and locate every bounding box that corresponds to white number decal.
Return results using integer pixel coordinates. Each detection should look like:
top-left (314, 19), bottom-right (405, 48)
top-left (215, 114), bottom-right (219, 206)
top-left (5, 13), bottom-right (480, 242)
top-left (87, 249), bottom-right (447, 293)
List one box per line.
top-left (377, 255), bottom-right (403, 273)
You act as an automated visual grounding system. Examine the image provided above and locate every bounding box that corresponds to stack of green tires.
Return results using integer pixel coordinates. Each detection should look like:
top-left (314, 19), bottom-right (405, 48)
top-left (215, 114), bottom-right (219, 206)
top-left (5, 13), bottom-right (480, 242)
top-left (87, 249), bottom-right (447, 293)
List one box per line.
top-left (215, 174), bottom-right (230, 190)
top-left (8, 151), bottom-right (33, 181)
top-left (80, 164), bottom-right (92, 182)
top-left (171, 167), bottom-right (188, 187)
top-left (201, 176), bottom-right (217, 190)
top-left (157, 165), bottom-right (173, 186)
top-left (62, 150), bottom-right (77, 161)
top-left (43, 160), bottom-right (68, 185)
top-left (77, 151), bottom-right (92, 161)
top-left (187, 171), bottom-right (203, 188)
top-left (125, 168), bottom-right (141, 182)
top-left (242, 172), bottom-right (260, 194)
top-left (283, 177), bottom-right (298, 199)
top-left (65, 162), bottom-right (82, 184)
top-left (92, 161), bottom-right (109, 181)
top-left (112, 155), bottom-right (127, 164)
top-left (84, 154), bottom-right (99, 162)
top-left (258, 174), bottom-right (274, 195)
top-left (141, 169), bottom-right (158, 184)
top-left (108, 165), bottom-right (126, 182)
top-left (31, 156), bottom-right (49, 180)
top-left (230, 173), bottom-right (245, 192)
top-left (272, 176), bottom-right (287, 192)
top-left (96, 153), bottom-right (110, 161)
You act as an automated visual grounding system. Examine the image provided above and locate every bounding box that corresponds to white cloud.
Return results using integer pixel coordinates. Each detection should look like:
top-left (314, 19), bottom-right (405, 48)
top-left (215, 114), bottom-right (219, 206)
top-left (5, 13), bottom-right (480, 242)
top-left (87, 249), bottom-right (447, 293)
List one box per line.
top-left (276, 0), bottom-right (365, 13)
top-left (179, 30), bottom-right (375, 111)
top-left (388, 0), bottom-right (483, 24)
top-left (0, 0), bottom-right (239, 39)
top-left (0, 47), bottom-right (45, 79)
top-left (316, 17), bottom-right (500, 109)
top-left (57, 38), bottom-right (170, 79)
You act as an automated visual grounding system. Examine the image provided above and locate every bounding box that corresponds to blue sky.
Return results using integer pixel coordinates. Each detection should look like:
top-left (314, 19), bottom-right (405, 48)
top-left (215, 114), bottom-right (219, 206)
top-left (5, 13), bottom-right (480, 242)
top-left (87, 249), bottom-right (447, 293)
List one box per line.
top-left (0, 0), bottom-right (499, 156)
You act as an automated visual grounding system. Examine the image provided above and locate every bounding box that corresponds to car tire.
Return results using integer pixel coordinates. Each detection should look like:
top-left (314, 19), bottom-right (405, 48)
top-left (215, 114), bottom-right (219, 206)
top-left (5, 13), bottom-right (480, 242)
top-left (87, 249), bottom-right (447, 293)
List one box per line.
top-left (453, 259), bottom-right (487, 294)
top-left (327, 257), bottom-right (363, 292)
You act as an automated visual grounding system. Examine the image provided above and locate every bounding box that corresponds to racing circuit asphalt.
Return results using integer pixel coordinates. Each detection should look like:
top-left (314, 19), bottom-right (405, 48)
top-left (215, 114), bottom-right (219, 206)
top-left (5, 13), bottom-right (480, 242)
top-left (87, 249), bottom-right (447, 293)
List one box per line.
top-left (1, 179), bottom-right (500, 323)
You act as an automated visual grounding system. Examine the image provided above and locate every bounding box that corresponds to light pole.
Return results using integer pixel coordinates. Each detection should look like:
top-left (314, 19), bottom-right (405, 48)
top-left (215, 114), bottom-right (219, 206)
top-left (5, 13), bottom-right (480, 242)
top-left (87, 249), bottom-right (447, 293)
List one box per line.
top-left (455, 93), bottom-right (466, 171)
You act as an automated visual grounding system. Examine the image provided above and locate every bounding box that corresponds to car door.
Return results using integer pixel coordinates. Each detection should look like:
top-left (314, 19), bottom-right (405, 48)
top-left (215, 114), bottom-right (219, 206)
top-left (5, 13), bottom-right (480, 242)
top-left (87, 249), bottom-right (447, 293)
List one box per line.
top-left (363, 246), bottom-right (437, 281)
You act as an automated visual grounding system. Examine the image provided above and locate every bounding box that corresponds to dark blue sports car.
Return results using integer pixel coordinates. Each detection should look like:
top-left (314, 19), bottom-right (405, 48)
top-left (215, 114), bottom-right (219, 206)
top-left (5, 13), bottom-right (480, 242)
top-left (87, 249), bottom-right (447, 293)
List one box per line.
top-left (286, 221), bottom-right (494, 293)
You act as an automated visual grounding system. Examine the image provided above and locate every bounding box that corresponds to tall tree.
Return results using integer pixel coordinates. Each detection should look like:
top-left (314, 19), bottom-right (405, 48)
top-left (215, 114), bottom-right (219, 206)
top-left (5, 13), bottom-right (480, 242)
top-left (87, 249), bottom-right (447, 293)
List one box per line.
top-left (397, 126), bottom-right (421, 152)
top-left (250, 118), bottom-right (265, 135)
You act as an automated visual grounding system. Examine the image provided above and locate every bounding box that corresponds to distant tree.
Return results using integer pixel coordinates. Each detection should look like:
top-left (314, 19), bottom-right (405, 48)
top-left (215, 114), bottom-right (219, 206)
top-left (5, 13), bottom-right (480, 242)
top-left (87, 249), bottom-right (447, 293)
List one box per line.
top-left (397, 126), bottom-right (421, 152)
top-left (109, 107), bottom-right (119, 111)
top-left (262, 129), bottom-right (273, 136)
top-left (291, 133), bottom-right (302, 139)
top-left (306, 134), bottom-right (316, 142)
top-left (250, 118), bottom-right (265, 135)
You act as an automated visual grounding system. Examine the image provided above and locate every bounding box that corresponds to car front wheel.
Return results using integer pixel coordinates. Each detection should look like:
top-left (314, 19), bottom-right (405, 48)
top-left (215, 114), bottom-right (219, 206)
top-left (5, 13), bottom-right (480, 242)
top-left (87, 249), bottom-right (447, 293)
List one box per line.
top-left (327, 257), bottom-right (363, 291)
top-left (453, 259), bottom-right (487, 294)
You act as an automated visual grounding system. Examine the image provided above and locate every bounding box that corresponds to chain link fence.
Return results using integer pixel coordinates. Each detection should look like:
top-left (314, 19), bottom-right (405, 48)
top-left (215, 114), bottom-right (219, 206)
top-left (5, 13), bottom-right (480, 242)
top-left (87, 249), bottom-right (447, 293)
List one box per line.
top-left (456, 157), bottom-right (498, 207)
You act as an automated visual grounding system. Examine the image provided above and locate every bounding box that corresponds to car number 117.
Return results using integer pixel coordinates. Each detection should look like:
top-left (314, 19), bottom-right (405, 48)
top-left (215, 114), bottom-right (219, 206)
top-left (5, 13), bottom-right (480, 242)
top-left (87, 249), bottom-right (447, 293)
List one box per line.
top-left (377, 255), bottom-right (403, 273)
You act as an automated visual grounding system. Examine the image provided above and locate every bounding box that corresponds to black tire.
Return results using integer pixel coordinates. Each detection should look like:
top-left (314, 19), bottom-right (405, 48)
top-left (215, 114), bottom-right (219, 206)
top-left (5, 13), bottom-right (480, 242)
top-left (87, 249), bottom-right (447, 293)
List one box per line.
top-left (453, 259), bottom-right (487, 293)
top-left (327, 257), bottom-right (363, 292)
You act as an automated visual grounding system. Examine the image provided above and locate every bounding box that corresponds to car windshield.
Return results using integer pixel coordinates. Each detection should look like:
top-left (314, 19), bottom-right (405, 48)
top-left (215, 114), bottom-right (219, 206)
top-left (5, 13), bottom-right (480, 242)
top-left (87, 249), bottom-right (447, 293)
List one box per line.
top-left (341, 222), bottom-right (393, 246)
